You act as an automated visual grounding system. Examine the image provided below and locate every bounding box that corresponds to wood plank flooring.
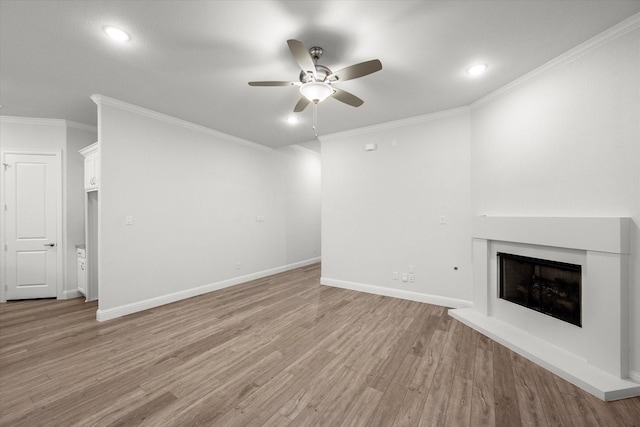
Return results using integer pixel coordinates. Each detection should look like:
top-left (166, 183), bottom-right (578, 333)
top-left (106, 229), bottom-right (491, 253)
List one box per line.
top-left (1, 263), bottom-right (639, 426)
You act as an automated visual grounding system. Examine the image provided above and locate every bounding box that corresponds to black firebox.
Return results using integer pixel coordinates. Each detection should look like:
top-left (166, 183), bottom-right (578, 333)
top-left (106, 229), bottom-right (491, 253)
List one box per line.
top-left (498, 253), bottom-right (581, 327)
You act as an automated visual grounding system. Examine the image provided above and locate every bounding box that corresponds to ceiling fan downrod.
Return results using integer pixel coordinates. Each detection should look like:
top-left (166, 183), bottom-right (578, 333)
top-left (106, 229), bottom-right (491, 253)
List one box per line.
top-left (313, 102), bottom-right (318, 137)
top-left (309, 46), bottom-right (323, 63)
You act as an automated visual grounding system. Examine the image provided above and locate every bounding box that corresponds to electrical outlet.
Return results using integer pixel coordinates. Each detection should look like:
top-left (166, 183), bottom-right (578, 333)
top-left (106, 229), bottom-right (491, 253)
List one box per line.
top-left (235, 261), bottom-right (241, 270)
top-left (393, 272), bottom-right (398, 280)
top-left (402, 273), bottom-right (408, 282)
top-left (408, 273), bottom-right (415, 282)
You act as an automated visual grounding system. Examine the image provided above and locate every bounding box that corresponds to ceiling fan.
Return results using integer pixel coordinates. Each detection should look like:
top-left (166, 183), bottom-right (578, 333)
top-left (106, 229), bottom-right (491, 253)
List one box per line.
top-left (249, 39), bottom-right (382, 112)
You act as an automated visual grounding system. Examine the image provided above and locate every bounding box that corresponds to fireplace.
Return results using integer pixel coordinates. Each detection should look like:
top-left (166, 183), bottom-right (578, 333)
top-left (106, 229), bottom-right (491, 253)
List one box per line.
top-left (498, 253), bottom-right (581, 327)
top-left (449, 216), bottom-right (637, 401)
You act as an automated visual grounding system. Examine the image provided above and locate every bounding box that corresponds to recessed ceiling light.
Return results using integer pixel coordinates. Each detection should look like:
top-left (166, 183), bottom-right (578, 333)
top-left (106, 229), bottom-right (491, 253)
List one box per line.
top-left (103, 26), bottom-right (131, 42)
top-left (287, 116), bottom-right (299, 125)
top-left (467, 63), bottom-right (487, 76)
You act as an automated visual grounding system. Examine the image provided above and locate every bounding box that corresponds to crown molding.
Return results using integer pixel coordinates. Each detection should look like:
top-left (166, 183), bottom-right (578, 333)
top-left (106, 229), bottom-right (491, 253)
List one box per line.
top-left (319, 106), bottom-right (470, 142)
top-left (285, 144), bottom-right (321, 156)
top-left (91, 94), bottom-right (272, 152)
top-left (66, 120), bottom-right (97, 132)
top-left (1, 116), bottom-right (66, 127)
top-left (0, 115), bottom-right (96, 132)
top-left (471, 12), bottom-right (640, 110)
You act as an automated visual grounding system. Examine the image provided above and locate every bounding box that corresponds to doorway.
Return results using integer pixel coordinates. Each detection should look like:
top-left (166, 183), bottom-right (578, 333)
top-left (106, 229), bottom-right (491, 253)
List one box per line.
top-left (1, 150), bottom-right (62, 301)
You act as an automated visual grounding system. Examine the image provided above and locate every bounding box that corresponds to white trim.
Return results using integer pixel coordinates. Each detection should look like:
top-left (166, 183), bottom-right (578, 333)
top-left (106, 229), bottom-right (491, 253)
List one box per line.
top-left (319, 106), bottom-right (470, 142)
top-left (630, 371), bottom-right (640, 383)
top-left (62, 289), bottom-right (82, 300)
top-left (449, 308), bottom-right (640, 401)
top-left (90, 94), bottom-right (272, 152)
top-left (286, 144), bottom-right (321, 156)
top-left (0, 149), bottom-right (63, 302)
top-left (471, 12), bottom-right (640, 110)
top-left (96, 257), bottom-right (321, 321)
top-left (0, 116), bottom-right (67, 127)
top-left (55, 149), bottom-right (64, 300)
top-left (61, 124), bottom-right (68, 302)
top-left (0, 116), bottom-right (96, 132)
top-left (66, 121), bottom-right (97, 133)
top-left (78, 142), bottom-right (98, 157)
top-left (320, 277), bottom-right (472, 309)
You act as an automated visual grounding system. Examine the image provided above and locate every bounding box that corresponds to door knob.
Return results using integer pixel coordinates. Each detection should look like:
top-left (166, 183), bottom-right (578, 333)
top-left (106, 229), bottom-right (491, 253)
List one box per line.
top-left (44, 243), bottom-right (56, 247)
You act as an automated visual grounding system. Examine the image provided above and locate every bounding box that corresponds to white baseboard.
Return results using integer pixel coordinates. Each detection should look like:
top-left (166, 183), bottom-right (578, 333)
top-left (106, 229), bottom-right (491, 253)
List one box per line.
top-left (62, 289), bottom-right (82, 300)
top-left (320, 277), bottom-right (472, 309)
top-left (96, 257), bottom-right (321, 322)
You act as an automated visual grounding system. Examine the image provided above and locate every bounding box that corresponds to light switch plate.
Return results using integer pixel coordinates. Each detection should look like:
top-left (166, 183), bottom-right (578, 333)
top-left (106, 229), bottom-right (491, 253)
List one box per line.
top-left (125, 216), bottom-right (133, 225)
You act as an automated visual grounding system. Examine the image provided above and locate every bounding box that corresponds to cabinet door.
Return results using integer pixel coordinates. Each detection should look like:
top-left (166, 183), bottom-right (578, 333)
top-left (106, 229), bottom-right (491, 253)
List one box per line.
top-left (93, 153), bottom-right (99, 188)
top-left (84, 154), bottom-right (98, 190)
top-left (84, 155), bottom-right (94, 189)
top-left (77, 258), bottom-right (87, 295)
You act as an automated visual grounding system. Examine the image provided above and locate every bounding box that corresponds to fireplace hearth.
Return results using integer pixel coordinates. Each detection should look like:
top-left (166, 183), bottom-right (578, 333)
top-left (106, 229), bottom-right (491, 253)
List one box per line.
top-left (498, 253), bottom-right (581, 327)
top-left (451, 216), bottom-right (636, 401)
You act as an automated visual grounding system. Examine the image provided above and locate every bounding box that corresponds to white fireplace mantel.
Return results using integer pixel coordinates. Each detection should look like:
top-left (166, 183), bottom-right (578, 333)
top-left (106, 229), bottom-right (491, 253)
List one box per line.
top-left (449, 216), bottom-right (639, 401)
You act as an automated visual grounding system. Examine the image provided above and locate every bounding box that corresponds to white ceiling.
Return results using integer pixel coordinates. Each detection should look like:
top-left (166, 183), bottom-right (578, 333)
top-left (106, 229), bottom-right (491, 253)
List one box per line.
top-left (1, 1), bottom-right (639, 148)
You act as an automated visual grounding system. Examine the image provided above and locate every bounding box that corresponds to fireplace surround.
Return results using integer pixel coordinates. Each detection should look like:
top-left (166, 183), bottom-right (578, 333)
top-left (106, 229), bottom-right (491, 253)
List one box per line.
top-left (449, 216), bottom-right (638, 401)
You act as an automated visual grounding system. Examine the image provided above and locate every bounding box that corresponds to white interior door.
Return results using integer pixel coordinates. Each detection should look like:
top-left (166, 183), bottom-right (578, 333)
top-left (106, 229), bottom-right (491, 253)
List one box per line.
top-left (3, 152), bottom-right (60, 300)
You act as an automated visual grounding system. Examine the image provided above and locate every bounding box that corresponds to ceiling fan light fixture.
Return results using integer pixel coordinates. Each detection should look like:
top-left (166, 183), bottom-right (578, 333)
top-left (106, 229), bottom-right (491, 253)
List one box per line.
top-left (300, 81), bottom-right (333, 103)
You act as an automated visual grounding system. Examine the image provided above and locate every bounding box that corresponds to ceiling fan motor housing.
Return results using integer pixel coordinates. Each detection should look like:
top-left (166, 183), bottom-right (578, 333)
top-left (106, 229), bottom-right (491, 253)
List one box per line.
top-left (299, 64), bottom-right (332, 83)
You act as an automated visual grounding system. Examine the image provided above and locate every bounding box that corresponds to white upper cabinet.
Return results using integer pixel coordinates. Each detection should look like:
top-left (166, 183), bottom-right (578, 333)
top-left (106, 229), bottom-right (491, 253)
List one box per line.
top-left (80, 142), bottom-right (99, 191)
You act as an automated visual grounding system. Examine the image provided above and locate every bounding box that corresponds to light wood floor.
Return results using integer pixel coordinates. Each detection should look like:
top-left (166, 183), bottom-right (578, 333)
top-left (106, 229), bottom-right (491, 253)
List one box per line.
top-left (1, 263), bottom-right (639, 426)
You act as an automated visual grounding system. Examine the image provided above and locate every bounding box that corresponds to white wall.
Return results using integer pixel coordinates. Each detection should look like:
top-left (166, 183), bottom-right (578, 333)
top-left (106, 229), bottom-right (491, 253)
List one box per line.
top-left (96, 98), bottom-right (321, 318)
top-left (470, 29), bottom-right (640, 377)
top-left (280, 146), bottom-right (322, 262)
top-left (321, 111), bottom-right (473, 307)
top-left (0, 117), bottom-right (96, 298)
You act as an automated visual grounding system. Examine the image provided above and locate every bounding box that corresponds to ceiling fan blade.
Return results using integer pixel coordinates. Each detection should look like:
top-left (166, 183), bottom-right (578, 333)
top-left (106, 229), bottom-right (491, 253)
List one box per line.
top-left (248, 81), bottom-right (298, 86)
top-left (328, 59), bottom-right (382, 82)
top-left (293, 97), bottom-right (311, 112)
top-left (287, 39), bottom-right (316, 80)
top-left (331, 88), bottom-right (364, 108)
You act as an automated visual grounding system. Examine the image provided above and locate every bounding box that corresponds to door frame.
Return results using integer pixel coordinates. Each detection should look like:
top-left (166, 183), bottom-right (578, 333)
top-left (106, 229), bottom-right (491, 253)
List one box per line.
top-left (1, 149), bottom-right (63, 302)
